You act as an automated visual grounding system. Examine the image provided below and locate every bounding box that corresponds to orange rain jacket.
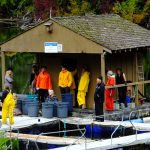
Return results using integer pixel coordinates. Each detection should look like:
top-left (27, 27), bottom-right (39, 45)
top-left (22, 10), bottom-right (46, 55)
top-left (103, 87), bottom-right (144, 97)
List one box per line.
top-left (36, 71), bottom-right (52, 90)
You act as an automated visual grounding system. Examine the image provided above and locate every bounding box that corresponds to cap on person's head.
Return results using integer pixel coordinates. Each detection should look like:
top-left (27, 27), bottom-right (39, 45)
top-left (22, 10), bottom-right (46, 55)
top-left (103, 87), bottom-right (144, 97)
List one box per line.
top-left (41, 66), bottom-right (47, 69)
top-left (7, 67), bottom-right (13, 71)
top-left (83, 65), bottom-right (88, 71)
top-left (116, 68), bottom-right (122, 72)
top-left (107, 70), bottom-right (113, 76)
top-left (97, 75), bottom-right (103, 81)
top-left (32, 65), bottom-right (37, 68)
top-left (61, 64), bottom-right (67, 69)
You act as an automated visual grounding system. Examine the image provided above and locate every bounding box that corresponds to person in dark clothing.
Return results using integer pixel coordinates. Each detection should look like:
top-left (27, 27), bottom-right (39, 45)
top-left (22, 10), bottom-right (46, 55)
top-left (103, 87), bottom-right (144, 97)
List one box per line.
top-left (29, 65), bottom-right (39, 94)
top-left (116, 68), bottom-right (127, 107)
top-left (94, 75), bottom-right (105, 121)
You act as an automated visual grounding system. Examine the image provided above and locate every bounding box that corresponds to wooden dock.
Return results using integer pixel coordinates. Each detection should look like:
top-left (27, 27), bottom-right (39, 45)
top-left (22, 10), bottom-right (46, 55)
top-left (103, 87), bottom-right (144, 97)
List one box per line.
top-left (6, 132), bottom-right (92, 145)
top-left (54, 132), bottom-right (150, 150)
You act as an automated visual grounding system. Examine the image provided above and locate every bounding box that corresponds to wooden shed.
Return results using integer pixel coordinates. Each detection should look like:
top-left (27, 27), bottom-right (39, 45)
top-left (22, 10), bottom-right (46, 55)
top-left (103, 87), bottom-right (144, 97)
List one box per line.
top-left (1, 14), bottom-right (150, 108)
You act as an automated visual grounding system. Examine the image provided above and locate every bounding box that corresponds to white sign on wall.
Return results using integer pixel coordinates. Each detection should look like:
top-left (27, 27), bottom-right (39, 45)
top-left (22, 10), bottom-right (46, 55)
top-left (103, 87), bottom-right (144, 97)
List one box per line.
top-left (44, 42), bottom-right (63, 53)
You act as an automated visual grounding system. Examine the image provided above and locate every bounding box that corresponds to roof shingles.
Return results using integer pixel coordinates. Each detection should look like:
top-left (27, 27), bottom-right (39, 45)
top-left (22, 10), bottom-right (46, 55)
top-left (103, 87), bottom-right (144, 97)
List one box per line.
top-left (54, 14), bottom-right (150, 50)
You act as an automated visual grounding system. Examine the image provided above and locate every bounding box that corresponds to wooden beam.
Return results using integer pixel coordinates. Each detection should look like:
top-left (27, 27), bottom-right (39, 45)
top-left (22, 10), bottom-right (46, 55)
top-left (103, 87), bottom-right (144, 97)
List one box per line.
top-left (101, 53), bottom-right (105, 83)
top-left (103, 48), bottom-right (112, 54)
top-left (105, 80), bottom-right (150, 89)
top-left (1, 48), bottom-right (5, 90)
top-left (6, 132), bottom-right (92, 145)
top-left (101, 52), bottom-right (106, 112)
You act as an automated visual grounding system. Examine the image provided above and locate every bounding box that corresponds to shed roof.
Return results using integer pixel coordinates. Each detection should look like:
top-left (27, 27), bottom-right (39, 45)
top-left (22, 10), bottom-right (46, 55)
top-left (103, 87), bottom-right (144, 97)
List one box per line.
top-left (54, 14), bottom-right (150, 50)
top-left (1, 14), bottom-right (150, 52)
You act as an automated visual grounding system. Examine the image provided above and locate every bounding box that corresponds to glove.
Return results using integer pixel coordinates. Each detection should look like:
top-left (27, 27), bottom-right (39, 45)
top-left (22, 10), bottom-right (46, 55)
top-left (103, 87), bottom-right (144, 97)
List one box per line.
top-left (48, 89), bottom-right (54, 96)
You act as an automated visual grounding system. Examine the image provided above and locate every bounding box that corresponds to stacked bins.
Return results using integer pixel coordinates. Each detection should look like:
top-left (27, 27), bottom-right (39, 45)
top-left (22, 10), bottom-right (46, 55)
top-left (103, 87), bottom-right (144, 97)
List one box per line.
top-left (22, 100), bottom-right (29, 115)
top-left (27, 94), bottom-right (39, 117)
top-left (17, 94), bottom-right (27, 114)
top-left (28, 101), bottom-right (39, 117)
top-left (42, 102), bottom-right (53, 118)
top-left (61, 93), bottom-right (73, 112)
top-left (16, 98), bottom-right (22, 112)
top-left (22, 94), bottom-right (38, 115)
top-left (45, 96), bottom-right (58, 117)
top-left (57, 102), bottom-right (68, 118)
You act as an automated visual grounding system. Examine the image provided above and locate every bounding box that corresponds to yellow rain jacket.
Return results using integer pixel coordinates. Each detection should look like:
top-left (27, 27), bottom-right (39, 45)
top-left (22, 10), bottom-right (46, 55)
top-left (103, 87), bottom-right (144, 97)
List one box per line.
top-left (58, 70), bottom-right (73, 88)
top-left (2, 92), bottom-right (16, 125)
top-left (77, 71), bottom-right (90, 106)
top-left (78, 71), bottom-right (90, 92)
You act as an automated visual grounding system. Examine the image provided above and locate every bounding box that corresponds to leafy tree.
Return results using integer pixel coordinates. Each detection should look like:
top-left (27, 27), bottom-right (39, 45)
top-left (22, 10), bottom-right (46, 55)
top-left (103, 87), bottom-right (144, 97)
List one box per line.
top-left (67, 0), bottom-right (91, 16)
top-left (56, 0), bottom-right (91, 16)
top-left (113, 0), bottom-right (150, 24)
top-left (0, 0), bottom-right (34, 18)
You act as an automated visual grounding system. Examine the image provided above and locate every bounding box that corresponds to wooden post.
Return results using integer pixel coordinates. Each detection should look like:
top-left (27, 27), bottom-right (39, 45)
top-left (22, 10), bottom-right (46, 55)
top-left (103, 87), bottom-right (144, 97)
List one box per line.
top-left (135, 52), bottom-right (139, 106)
top-left (1, 49), bottom-right (6, 90)
top-left (101, 52), bottom-right (106, 112)
top-left (101, 52), bottom-right (105, 83)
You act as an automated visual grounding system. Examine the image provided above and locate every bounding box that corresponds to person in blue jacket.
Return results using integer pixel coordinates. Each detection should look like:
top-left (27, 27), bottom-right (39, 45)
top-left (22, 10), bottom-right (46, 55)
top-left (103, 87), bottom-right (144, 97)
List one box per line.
top-left (94, 75), bottom-right (105, 121)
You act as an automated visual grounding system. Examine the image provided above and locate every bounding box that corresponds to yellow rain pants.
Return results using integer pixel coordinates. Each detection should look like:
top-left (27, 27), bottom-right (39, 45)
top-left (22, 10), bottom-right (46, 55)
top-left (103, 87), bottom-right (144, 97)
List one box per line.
top-left (77, 71), bottom-right (90, 106)
top-left (2, 93), bottom-right (16, 125)
top-left (77, 91), bottom-right (86, 106)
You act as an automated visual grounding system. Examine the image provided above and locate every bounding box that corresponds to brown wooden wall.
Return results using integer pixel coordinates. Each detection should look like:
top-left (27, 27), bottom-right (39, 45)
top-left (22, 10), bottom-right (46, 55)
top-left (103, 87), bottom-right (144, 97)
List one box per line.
top-left (105, 52), bottom-right (136, 82)
top-left (39, 53), bottom-right (101, 109)
top-left (1, 21), bottom-right (104, 54)
top-left (38, 52), bottom-right (136, 109)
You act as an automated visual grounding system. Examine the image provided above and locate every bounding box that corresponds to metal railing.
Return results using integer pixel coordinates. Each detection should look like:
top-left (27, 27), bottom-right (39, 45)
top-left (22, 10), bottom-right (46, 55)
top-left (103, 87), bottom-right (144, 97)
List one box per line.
top-left (2, 106), bottom-right (150, 150)
top-left (32, 128), bottom-right (87, 150)
top-left (110, 108), bottom-right (150, 148)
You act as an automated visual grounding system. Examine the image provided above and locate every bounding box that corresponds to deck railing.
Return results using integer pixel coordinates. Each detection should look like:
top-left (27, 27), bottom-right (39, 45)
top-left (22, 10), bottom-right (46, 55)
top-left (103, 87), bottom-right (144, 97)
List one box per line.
top-left (105, 80), bottom-right (150, 106)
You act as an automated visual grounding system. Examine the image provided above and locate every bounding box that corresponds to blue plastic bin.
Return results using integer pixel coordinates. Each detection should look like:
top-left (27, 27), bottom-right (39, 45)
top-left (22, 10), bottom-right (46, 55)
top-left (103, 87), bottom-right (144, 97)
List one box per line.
top-left (17, 99), bottom-right (22, 112)
top-left (22, 99), bottom-right (31, 115)
top-left (57, 102), bottom-right (68, 118)
top-left (27, 101), bottom-right (39, 117)
top-left (61, 93), bottom-right (73, 112)
top-left (42, 102), bottom-right (53, 118)
top-left (53, 102), bottom-right (58, 117)
top-left (27, 94), bottom-right (38, 101)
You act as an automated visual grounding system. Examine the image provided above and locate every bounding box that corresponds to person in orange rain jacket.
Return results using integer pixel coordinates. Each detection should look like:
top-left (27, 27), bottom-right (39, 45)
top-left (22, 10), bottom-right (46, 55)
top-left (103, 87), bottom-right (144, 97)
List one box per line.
top-left (36, 66), bottom-right (53, 103)
top-left (58, 65), bottom-right (73, 94)
top-left (105, 70), bottom-right (115, 111)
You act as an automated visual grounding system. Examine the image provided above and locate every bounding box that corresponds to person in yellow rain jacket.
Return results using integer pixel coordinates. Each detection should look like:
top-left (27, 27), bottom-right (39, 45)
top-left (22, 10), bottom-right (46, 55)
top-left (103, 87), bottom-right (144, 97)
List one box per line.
top-left (58, 65), bottom-right (73, 94)
top-left (77, 66), bottom-right (90, 109)
top-left (2, 91), bottom-right (17, 125)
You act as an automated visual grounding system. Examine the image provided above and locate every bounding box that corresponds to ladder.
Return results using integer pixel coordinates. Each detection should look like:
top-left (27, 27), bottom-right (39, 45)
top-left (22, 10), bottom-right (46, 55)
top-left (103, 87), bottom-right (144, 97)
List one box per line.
top-left (137, 53), bottom-right (144, 81)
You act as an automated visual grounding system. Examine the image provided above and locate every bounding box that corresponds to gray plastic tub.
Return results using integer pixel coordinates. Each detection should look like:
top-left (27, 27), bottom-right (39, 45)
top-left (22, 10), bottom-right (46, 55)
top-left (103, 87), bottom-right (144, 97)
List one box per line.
top-left (22, 100), bottom-right (30, 115)
top-left (27, 101), bottom-right (39, 117)
top-left (42, 102), bottom-right (53, 118)
top-left (57, 102), bottom-right (68, 118)
top-left (17, 99), bottom-right (22, 112)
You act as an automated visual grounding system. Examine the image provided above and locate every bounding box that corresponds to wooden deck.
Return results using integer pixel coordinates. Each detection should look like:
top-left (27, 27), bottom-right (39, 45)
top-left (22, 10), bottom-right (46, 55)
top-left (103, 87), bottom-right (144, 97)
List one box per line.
top-left (54, 132), bottom-right (150, 150)
top-left (6, 132), bottom-right (93, 145)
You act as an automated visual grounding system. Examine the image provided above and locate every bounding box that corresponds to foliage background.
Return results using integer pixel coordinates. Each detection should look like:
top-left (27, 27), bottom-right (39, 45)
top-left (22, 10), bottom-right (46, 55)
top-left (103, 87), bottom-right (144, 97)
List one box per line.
top-left (0, 0), bottom-right (149, 95)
